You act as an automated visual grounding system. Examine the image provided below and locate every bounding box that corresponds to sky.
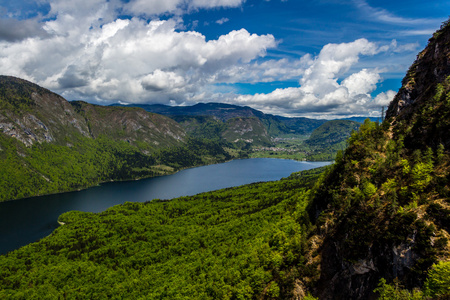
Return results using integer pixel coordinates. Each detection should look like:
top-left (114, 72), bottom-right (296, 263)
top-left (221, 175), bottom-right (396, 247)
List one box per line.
top-left (0, 0), bottom-right (449, 118)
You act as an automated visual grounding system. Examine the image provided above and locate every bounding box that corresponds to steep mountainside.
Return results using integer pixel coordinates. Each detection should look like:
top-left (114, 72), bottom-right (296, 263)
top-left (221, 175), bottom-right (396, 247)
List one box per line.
top-left (222, 117), bottom-right (272, 145)
top-left (386, 25), bottom-right (450, 151)
top-left (70, 101), bottom-right (184, 149)
top-left (0, 76), bottom-right (90, 146)
top-left (170, 115), bottom-right (272, 145)
top-left (0, 76), bottom-right (185, 149)
top-left (0, 76), bottom-right (235, 201)
top-left (308, 21), bottom-right (450, 299)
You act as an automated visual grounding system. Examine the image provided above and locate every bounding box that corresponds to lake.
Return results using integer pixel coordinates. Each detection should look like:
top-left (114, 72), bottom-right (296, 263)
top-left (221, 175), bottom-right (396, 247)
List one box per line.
top-left (0, 158), bottom-right (330, 254)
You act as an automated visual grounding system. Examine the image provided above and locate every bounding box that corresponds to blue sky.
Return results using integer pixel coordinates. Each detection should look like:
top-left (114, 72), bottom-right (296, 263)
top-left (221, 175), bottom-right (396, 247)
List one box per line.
top-left (0, 0), bottom-right (448, 118)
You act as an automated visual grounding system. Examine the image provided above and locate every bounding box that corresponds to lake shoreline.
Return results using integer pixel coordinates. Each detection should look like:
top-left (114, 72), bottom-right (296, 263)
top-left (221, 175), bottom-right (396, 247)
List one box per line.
top-left (0, 158), bottom-right (331, 255)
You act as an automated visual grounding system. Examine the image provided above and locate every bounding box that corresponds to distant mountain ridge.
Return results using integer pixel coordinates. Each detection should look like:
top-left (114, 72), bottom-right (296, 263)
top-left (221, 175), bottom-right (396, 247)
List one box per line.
top-left (0, 76), bottom-right (185, 149)
top-left (112, 102), bottom-right (378, 139)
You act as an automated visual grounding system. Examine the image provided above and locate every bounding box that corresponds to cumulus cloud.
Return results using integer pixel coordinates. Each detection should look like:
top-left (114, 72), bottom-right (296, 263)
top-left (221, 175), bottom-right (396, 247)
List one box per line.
top-left (0, 0), bottom-right (411, 117)
top-left (224, 39), bottom-right (397, 118)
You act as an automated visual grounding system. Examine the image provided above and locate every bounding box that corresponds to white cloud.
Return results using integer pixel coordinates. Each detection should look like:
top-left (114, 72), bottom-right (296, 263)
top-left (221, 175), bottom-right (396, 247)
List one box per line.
top-left (141, 70), bottom-right (186, 92)
top-left (190, 0), bottom-right (244, 9)
top-left (216, 18), bottom-right (230, 25)
top-left (124, 0), bottom-right (183, 16)
top-left (124, 0), bottom-right (245, 16)
top-left (222, 39), bottom-right (397, 118)
top-left (342, 69), bottom-right (380, 97)
top-left (354, 0), bottom-right (437, 26)
top-left (372, 90), bottom-right (397, 107)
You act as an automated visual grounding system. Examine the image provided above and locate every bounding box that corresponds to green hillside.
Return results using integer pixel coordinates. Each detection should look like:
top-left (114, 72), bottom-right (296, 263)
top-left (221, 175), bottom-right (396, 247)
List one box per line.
top-left (306, 120), bottom-right (360, 147)
top-left (303, 119), bottom-right (361, 161)
top-left (308, 21), bottom-right (450, 299)
top-left (0, 77), bottom-right (239, 201)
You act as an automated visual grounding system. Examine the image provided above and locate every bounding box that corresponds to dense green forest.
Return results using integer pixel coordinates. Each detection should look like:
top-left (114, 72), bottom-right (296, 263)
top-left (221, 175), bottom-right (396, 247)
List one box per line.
top-left (0, 133), bottom-right (238, 201)
top-left (0, 168), bottom-right (323, 299)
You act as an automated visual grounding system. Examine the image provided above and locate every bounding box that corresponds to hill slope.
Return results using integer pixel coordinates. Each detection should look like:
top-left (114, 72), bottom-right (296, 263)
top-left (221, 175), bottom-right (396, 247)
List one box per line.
top-left (308, 21), bottom-right (450, 299)
top-left (306, 120), bottom-right (360, 148)
top-left (0, 76), bottom-right (235, 201)
top-left (0, 76), bottom-right (185, 148)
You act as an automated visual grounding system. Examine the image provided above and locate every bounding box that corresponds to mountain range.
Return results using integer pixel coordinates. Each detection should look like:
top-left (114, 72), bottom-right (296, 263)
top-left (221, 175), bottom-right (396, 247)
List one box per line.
top-left (0, 75), bottom-right (367, 201)
top-left (112, 102), bottom-right (378, 139)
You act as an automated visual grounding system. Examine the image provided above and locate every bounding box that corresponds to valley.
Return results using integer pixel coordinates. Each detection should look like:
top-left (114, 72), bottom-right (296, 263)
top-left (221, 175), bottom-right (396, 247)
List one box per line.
top-left (0, 14), bottom-right (449, 300)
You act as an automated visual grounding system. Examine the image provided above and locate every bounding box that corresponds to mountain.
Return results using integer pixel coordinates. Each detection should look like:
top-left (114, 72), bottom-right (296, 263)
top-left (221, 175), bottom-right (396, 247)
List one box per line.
top-left (0, 76), bottom-right (185, 149)
top-left (306, 120), bottom-right (360, 148)
top-left (299, 120), bottom-right (361, 161)
top-left (222, 117), bottom-right (272, 145)
top-left (115, 102), bottom-right (269, 122)
top-left (113, 102), bottom-right (328, 138)
top-left (274, 116), bottom-right (328, 135)
top-left (308, 21), bottom-right (450, 299)
top-left (1, 21), bottom-right (449, 300)
top-left (0, 76), bottom-right (235, 201)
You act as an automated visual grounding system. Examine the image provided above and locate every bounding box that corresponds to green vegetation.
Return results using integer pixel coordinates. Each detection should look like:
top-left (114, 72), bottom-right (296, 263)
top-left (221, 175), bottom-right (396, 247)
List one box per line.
top-left (374, 262), bottom-right (450, 299)
top-left (1, 20), bottom-right (450, 299)
top-left (0, 168), bottom-right (324, 299)
top-left (310, 117), bottom-right (449, 297)
top-left (249, 120), bottom-right (360, 161)
top-left (0, 134), bottom-right (237, 201)
top-left (170, 115), bottom-right (227, 141)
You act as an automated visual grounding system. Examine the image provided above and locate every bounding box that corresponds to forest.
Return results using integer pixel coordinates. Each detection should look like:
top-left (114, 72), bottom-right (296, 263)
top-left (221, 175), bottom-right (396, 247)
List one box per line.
top-left (0, 168), bottom-right (323, 299)
top-left (0, 134), bottom-right (239, 202)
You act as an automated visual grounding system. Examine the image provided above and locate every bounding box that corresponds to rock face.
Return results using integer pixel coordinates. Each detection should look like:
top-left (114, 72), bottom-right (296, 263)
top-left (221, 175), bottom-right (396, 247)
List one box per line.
top-left (386, 22), bottom-right (450, 150)
top-left (0, 76), bottom-right (185, 148)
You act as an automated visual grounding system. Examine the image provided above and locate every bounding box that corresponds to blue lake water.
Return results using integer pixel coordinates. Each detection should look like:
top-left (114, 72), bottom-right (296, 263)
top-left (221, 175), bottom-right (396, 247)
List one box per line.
top-left (0, 158), bottom-right (330, 254)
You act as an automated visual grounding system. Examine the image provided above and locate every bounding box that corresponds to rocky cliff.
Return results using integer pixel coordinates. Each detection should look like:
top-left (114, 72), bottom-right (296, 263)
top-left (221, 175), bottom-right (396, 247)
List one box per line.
top-left (308, 20), bottom-right (450, 299)
top-left (386, 21), bottom-right (450, 150)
